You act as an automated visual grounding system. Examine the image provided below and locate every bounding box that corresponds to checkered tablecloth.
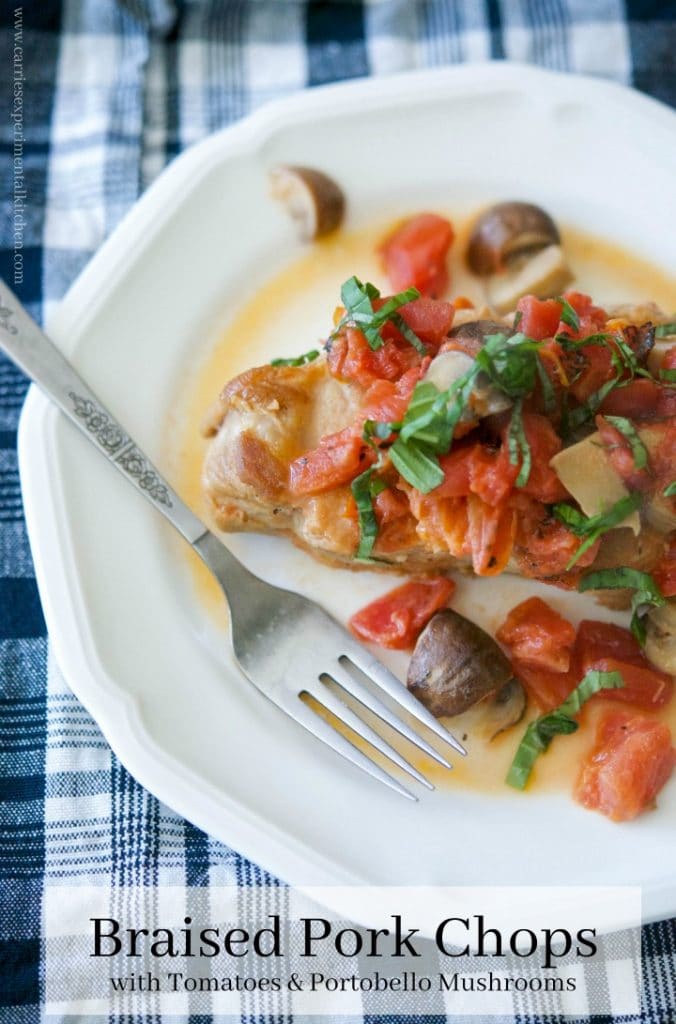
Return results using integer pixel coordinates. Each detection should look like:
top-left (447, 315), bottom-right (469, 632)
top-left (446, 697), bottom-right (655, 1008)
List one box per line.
top-left (2, 1), bottom-right (676, 1020)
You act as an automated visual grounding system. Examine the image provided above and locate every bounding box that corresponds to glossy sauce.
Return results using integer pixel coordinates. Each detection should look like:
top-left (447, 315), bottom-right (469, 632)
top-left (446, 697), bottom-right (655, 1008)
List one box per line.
top-left (171, 214), bottom-right (676, 798)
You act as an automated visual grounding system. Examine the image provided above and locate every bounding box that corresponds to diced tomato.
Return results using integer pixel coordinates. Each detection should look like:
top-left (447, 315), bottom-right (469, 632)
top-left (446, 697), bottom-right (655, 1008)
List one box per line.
top-left (469, 442), bottom-right (519, 505)
top-left (327, 326), bottom-right (420, 386)
top-left (433, 444), bottom-right (475, 498)
top-left (595, 414), bottom-right (651, 491)
top-left (530, 340), bottom-right (568, 418)
top-left (497, 597), bottom-right (576, 673)
top-left (508, 413), bottom-right (568, 503)
top-left (380, 214), bottom-right (454, 298)
top-left (516, 296), bottom-right (563, 341)
top-left (511, 661), bottom-right (578, 713)
top-left (359, 364), bottom-right (426, 423)
top-left (348, 577), bottom-right (455, 650)
top-left (554, 297), bottom-right (614, 403)
top-left (599, 378), bottom-right (676, 420)
top-left (575, 711), bottom-right (675, 821)
top-left (662, 345), bottom-right (676, 372)
top-left (433, 440), bottom-right (518, 504)
top-left (373, 486), bottom-right (410, 525)
top-left (559, 291), bottom-right (608, 337)
top-left (574, 620), bottom-right (643, 665)
top-left (380, 296), bottom-right (454, 349)
top-left (466, 495), bottom-right (516, 577)
top-left (288, 428), bottom-right (371, 496)
top-left (561, 292), bottom-right (599, 318)
top-left (568, 343), bottom-right (615, 404)
top-left (359, 380), bottom-right (406, 425)
top-left (654, 533), bottom-right (676, 598)
top-left (574, 620), bottom-right (674, 710)
top-left (589, 658), bottom-right (674, 710)
top-left (513, 497), bottom-right (600, 580)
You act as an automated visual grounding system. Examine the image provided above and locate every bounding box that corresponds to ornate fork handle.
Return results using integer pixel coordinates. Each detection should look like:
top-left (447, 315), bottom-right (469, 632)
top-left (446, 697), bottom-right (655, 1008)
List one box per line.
top-left (0, 279), bottom-right (207, 545)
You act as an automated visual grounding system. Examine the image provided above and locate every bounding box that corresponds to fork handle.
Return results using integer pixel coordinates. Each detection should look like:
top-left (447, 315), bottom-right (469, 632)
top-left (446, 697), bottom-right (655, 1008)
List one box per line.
top-left (0, 279), bottom-right (210, 546)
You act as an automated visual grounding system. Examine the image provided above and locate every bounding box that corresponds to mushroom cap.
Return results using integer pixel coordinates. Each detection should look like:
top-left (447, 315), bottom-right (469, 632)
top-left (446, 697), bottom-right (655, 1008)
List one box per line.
top-left (407, 608), bottom-right (514, 718)
top-left (481, 677), bottom-right (526, 740)
top-left (467, 201), bottom-right (561, 277)
top-left (448, 319), bottom-right (512, 355)
top-left (269, 165), bottom-right (345, 241)
top-left (645, 601), bottom-right (676, 675)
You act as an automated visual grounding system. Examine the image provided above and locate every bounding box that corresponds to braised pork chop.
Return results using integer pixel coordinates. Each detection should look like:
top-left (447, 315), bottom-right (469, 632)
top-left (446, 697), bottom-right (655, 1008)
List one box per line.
top-left (201, 301), bottom-right (676, 578)
top-left (201, 356), bottom-right (461, 570)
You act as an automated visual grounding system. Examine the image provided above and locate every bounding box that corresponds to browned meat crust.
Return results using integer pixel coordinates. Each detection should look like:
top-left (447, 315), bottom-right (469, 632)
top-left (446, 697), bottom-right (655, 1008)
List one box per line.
top-left (201, 303), bottom-right (676, 577)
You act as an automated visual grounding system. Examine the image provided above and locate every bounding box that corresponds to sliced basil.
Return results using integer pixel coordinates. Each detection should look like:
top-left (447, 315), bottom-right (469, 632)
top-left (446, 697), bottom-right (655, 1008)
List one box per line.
top-left (602, 415), bottom-right (648, 470)
top-left (389, 436), bottom-right (444, 493)
top-left (536, 355), bottom-right (557, 415)
top-left (271, 349), bottom-right (320, 367)
top-left (506, 669), bottom-right (624, 790)
top-left (508, 398), bottom-right (532, 487)
top-left (579, 568), bottom-right (665, 646)
top-left (552, 493), bottom-right (643, 569)
top-left (565, 377), bottom-right (619, 433)
top-left (333, 276), bottom-right (425, 353)
top-left (351, 465), bottom-right (381, 561)
top-left (557, 296), bottom-right (580, 334)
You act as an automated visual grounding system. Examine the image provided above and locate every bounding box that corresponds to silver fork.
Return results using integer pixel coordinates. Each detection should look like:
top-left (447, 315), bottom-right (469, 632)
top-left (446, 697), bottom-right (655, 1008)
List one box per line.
top-left (0, 282), bottom-right (465, 800)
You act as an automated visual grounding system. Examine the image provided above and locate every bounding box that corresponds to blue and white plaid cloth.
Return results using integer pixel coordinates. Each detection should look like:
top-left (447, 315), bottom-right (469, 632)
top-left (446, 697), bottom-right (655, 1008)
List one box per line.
top-left (2, 1), bottom-right (676, 1020)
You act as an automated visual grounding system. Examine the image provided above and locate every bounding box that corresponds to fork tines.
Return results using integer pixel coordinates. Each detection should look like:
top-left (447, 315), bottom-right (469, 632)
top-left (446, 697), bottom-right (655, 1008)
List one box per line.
top-left (285, 650), bottom-right (466, 801)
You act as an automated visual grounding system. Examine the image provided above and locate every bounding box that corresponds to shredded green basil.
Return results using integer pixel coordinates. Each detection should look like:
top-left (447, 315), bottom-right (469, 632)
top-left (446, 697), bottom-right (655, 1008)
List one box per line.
top-left (578, 567), bottom-right (665, 645)
top-left (351, 464), bottom-right (382, 561)
top-left (565, 377), bottom-right (620, 433)
top-left (506, 669), bottom-right (625, 790)
top-left (363, 419), bottom-right (400, 442)
top-left (331, 277), bottom-right (426, 353)
top-left (508, 397), bottom-right (532, 487)
top-left (557, 331), bottom-right (640, 379)
top-left (475, 332), bottom-right (541, 397)
top-left (553, 493), bottom-right (643, 569)
top-left (399, 380), bottom-right (457, 445)
top-left (602, 415), bottom-right (648, 470)
top-left (389, 435), bottom-right (445, 492)
top-left (390, 332), bottom-right (557, 492)
top-left (664, 481), bottom-right (676, 498)
top-left (556, 296), bottom-right (580, 334)
top-left (556, 329), bottom-right (651, 438)
top-left (536, 355), bottom-right (557, 415)
top-left (659, 368), bottom-right (676, 383)
top-left (270, 349), bottom-right (320, 367)
top-left (655, 322), bottom-right (676, 338)
top-left (352, 421), bottom-right (403, 560)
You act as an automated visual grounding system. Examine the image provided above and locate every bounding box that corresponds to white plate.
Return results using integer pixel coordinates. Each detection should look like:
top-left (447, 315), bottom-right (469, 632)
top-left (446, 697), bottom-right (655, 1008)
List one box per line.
top-left (19, 64), bottom-right (676, 923)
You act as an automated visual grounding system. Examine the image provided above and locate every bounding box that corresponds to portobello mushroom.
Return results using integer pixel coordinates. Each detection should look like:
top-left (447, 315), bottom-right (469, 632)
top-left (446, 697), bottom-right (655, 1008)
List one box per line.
top-left (468, 202), bottom-right (562, 276)
top-left (623, 322), bottom-right (655, 366)
top-left (467, 201), bottom-right (573, 314)
top-left (645, 601), bottom-right (676, 675)
top-left (480, 677), bottom-right (527, 740)
top-left (269, 165), bottom-right (345, 240)
top-left (447, 318), bottom-right (513, 355)
top-left (423, 345), bottom-right (512, 422)
top-left (407, 609), bottom-right (523, 737)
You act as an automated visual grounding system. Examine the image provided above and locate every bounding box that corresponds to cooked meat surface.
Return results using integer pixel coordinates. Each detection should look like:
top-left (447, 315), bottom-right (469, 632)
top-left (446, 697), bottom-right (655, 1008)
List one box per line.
top-left (201, 293), bottom-right (676, 582)
top-left (202, 357), bottom-right (450, 569)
